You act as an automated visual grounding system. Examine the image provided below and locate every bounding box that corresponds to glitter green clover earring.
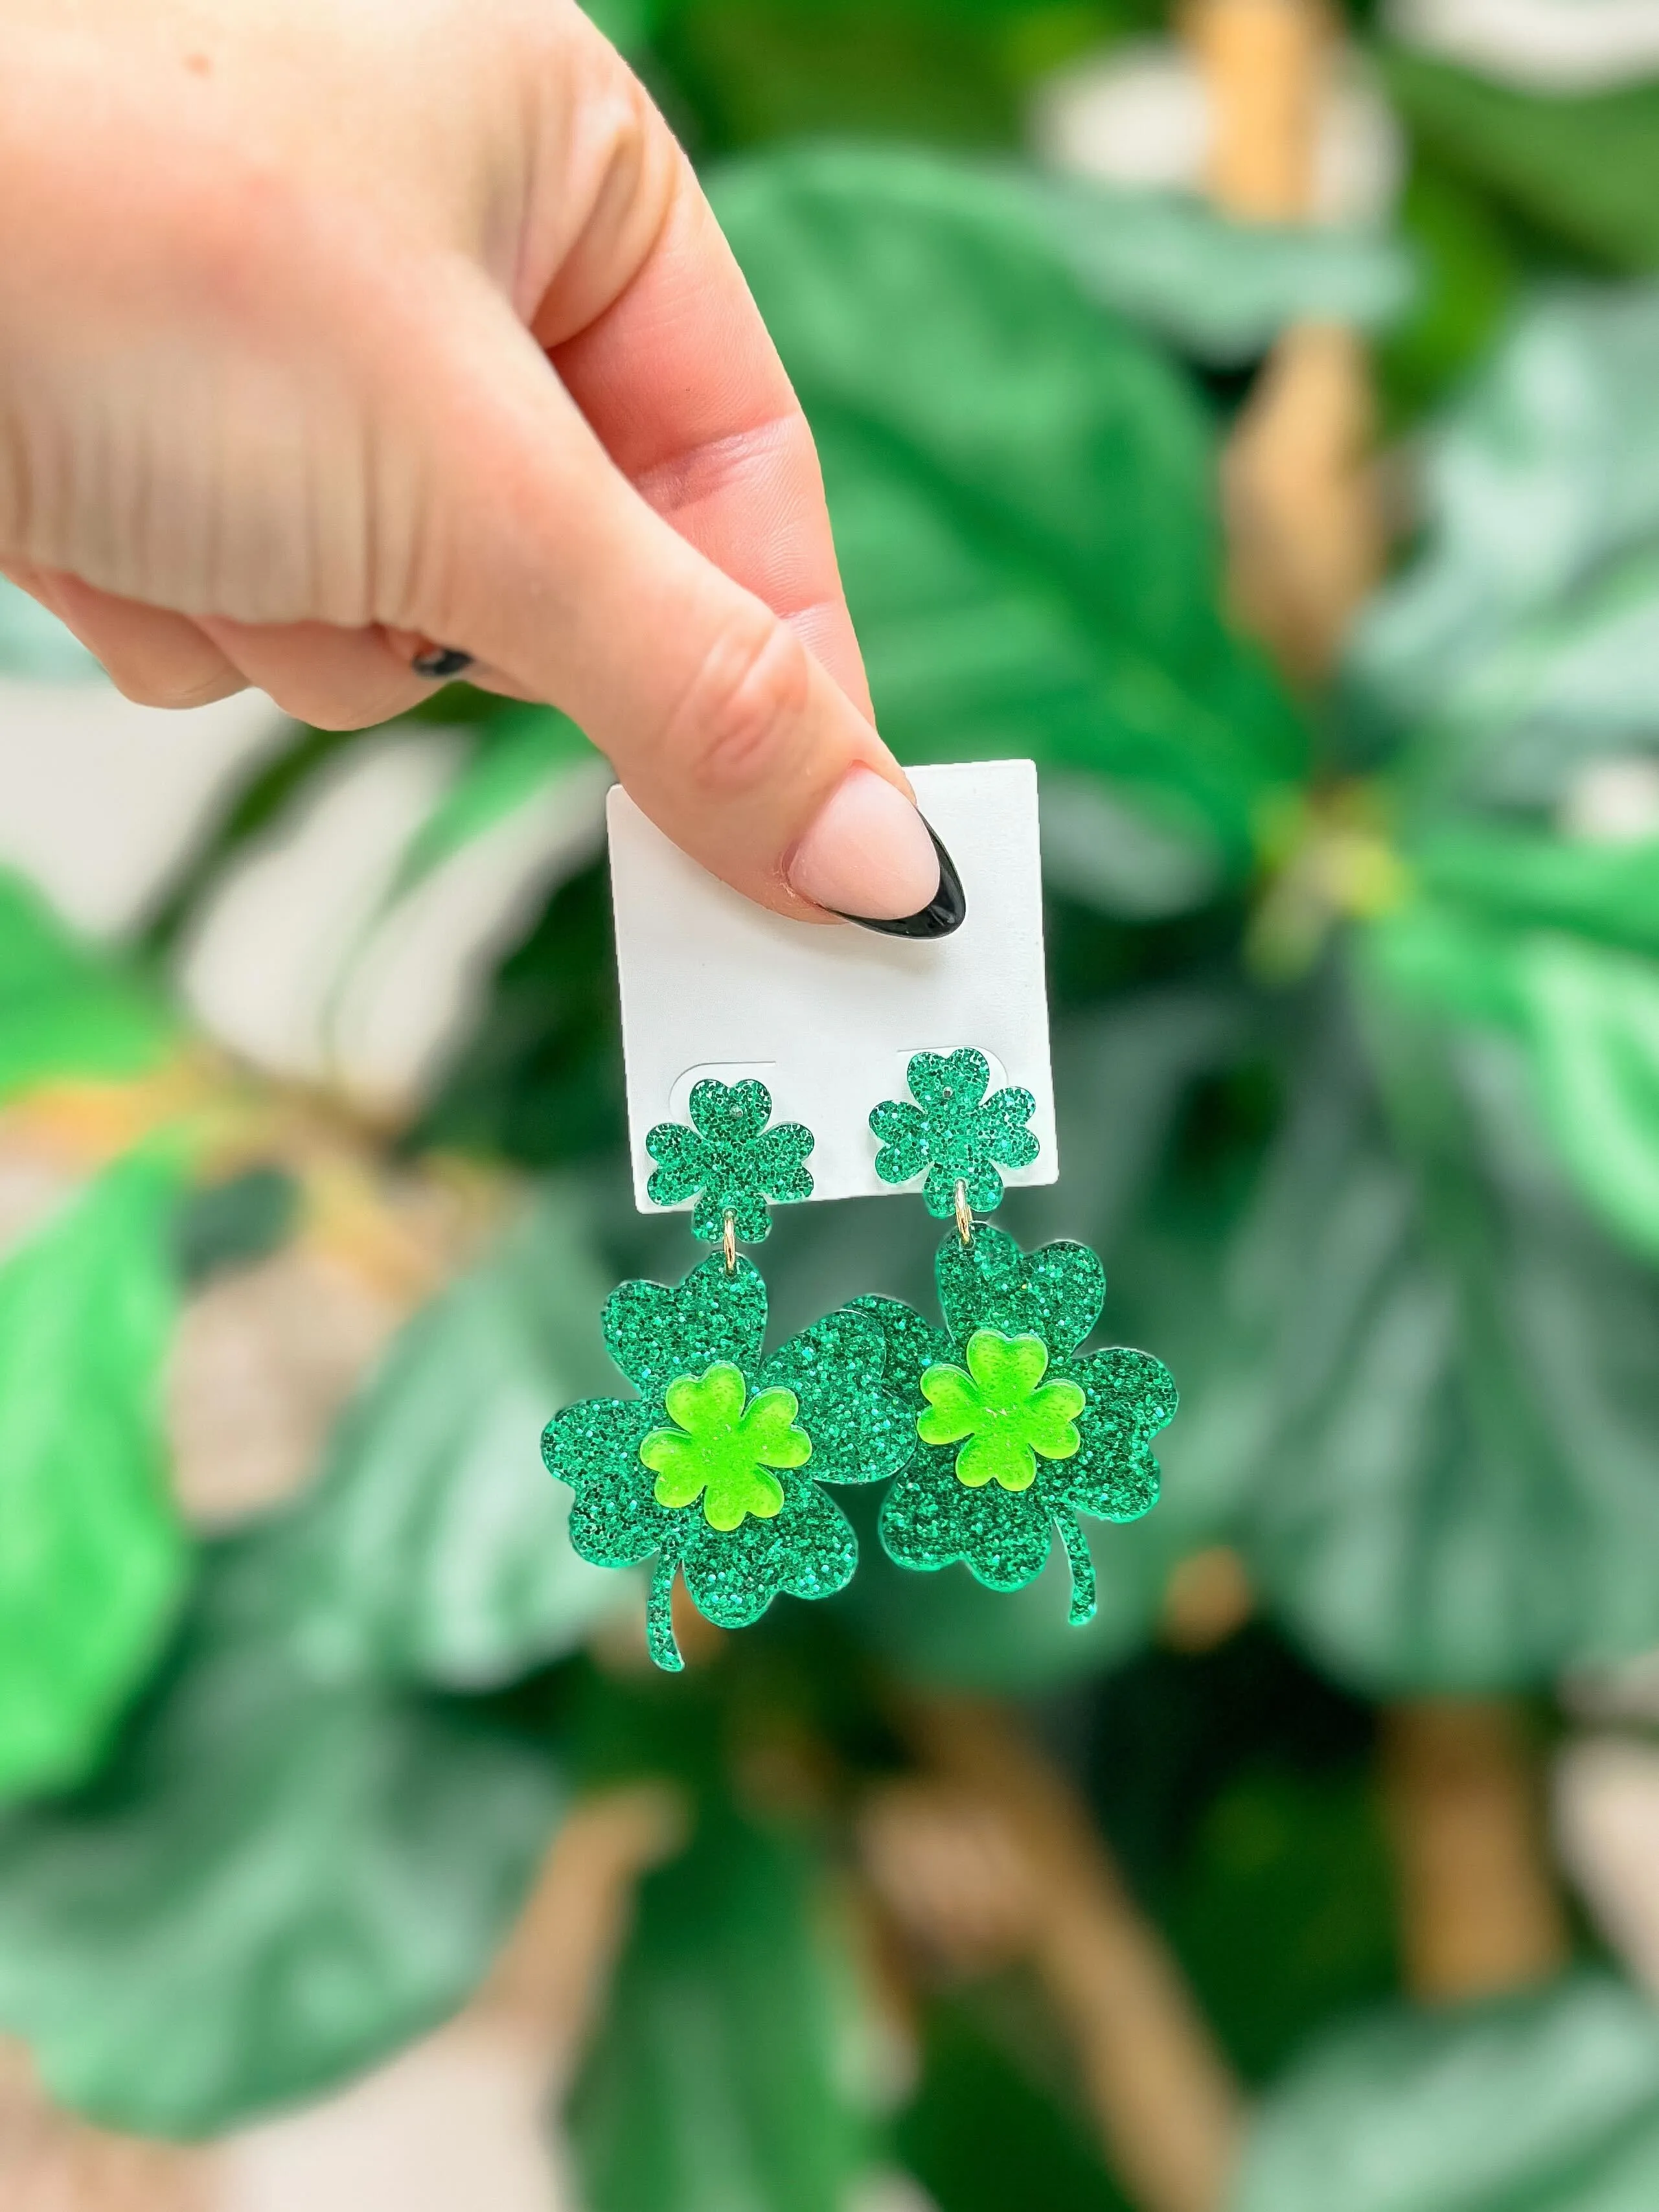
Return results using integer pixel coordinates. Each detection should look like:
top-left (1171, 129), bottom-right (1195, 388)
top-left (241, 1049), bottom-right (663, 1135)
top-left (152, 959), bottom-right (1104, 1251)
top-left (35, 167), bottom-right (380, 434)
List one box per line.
top-left (643, 1076), bottom-right (814, 1246)
top-left (859, 1049), bottom-right (1176, 1627)
top-left (542, 1079), bottom-right (912, 1672)
top-left (871, 1046), bottom-right (1040, 1220)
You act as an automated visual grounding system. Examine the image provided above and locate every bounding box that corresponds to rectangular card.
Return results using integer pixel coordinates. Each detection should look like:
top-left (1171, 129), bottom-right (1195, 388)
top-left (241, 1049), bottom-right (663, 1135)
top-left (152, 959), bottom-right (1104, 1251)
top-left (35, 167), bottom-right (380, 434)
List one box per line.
top-left (608, 758), bottom-right (1056, 1213)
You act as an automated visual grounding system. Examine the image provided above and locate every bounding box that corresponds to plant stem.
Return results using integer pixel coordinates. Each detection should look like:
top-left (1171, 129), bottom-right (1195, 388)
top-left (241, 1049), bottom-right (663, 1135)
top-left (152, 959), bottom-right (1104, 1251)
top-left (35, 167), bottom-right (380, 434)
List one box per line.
top-left (904, 1696), bottom-right (1243, 2212)
top-left (1384, 1697), bottom-right (1570, 2002)
top-left (1186, 0), bottom-right (1384, 685)
top-left (1057, 1509), bottom-right (1097, 1625)
top-left (1186, 0), bottom-right (1326, 222)
top-left (645, 1556), bottom-right (684, 1674)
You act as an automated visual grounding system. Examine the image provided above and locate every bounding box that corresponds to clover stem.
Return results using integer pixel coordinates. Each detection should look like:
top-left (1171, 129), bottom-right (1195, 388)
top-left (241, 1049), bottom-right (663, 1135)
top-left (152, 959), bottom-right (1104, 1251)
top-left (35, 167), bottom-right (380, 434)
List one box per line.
top-left (1057, 1511), bottom-right (1097, 1626)
top-left (645, 1555), bottom-right (685, 1673)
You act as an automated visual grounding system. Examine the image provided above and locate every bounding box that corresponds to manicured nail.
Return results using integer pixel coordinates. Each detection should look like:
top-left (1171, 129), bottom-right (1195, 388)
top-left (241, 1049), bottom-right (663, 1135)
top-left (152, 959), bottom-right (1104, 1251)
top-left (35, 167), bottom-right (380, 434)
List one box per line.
top-left (785, 766), bottom-right (965, 939)
top-left (411, 643), bottom-right (474, 680)
top-left (838, 820), bottom-right (966, 939)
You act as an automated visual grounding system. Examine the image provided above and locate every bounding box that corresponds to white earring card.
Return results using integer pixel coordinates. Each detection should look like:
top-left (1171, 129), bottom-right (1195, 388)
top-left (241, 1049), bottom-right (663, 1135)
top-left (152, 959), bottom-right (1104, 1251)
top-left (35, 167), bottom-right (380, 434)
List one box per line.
top-left (607, 758), bottom-right (1058, 1214)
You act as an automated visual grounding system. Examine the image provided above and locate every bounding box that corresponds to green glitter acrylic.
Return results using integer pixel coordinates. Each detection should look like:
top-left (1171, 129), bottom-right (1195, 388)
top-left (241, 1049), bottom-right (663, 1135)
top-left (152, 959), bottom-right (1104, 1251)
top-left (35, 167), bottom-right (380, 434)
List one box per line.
top-left (858, 1045), bottom-right (1175, 1628)
top-left (859, 1224), bottom-right (1175, 1625)
top-left (870, 1047), bottom-right (1040, 1219)
top-left (542, 1252), bottom-right (912, 1670)
top-left (645, 1078), bottom-right (814, 1244)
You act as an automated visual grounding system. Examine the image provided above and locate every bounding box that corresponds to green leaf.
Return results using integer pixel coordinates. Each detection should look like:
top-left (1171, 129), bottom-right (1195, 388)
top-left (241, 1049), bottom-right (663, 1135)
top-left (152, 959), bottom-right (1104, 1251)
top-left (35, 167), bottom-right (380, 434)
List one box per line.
top-left (0, 1150), bottom-right (187, 1802)
top-left (0, 1540), bottom-right (566, 2136)
top-left (1038, 771), bottom-right (1226, 918)
top-left (1360, 898), bottom-right (1530, 1035)
top-left (1350, 287), bottom-right (1659, 815)
top-left (712, 144), bottom-right (1307, 882)
top-left (1520, 934), bottom-right (1659, 1265)
top-left (1232, 1974), bottom-right (1659, 2212)
top-left (413, 858), bottom-right (624, 1172)
top-left (652, 0), bottom-right (1022, 153)
top-left (898, 1992), bottom-right (1132, 2212)
top-left (566, 1803), bottom-right (875, 2212)
top-left (1347, 281), bottom-right (1659, 1264)
top-left (1167, 1766), bottom-right (1399, 2090)
top-left (288, 1186), bottom-right (629, 1689)
top-left (1384, 48), bottom-right (1659, 272)
top-left (385, 706), bottom-right (595, 903)
top-left (1412, 825), bottom-right (1659, 961)
top-left (1362, 834), bottom-right (1659, 1264)
top-left (1214, 990), bottom-right (1659, 1691)
top-left (1047, 181), bottom-right (1416, 367)
top-left (0, 871), bottom-right (172, 1097)
top-left (579, 0), bottom-right (661, 53)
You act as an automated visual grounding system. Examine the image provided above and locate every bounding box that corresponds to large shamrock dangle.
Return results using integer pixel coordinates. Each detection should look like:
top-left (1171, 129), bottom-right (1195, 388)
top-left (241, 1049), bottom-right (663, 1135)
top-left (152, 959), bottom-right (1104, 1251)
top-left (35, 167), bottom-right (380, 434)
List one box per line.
top-left (870, 1049), bottom-right (1039, 1218)
top-left (543, 1253), bottom-right (910, 1670)
top-left (645, 1078), bottom-right (814, 1244)
top-left (858, 1225), bottom-right (1176, 1625)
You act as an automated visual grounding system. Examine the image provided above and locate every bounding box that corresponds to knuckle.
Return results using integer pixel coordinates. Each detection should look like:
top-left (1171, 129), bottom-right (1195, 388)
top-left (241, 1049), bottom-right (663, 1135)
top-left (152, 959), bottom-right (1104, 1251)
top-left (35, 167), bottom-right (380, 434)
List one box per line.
top-left (674, 614), bottom-right (812, 799)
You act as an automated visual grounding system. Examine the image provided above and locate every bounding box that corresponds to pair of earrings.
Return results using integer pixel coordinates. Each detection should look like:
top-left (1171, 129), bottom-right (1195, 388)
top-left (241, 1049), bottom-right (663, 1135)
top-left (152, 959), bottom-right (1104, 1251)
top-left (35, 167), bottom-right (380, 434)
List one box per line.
top-left (542, 1049), bottom-right (1177, 1672)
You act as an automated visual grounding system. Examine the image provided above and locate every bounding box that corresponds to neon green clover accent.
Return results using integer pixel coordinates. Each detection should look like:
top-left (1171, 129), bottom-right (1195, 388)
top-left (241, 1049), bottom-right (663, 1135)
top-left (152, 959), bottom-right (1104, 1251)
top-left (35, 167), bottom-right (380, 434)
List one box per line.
top-left (918, 1330), bottom-right (1085, 1492)
top-left (543, 1254), bottom-right (912, 1672)
top-left (645, 1078), bottom-right (814, 1244)
top-left (869, 1048), bottom-right (1038, 1218)
top-left (641, 1363), bottom-right (812, 1531)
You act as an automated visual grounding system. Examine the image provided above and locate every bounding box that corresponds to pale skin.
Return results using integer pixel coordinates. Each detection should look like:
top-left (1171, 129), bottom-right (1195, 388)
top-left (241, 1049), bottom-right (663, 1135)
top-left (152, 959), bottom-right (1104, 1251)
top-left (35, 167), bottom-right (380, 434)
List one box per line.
top-left (0, 0), bottom-right (944, 925)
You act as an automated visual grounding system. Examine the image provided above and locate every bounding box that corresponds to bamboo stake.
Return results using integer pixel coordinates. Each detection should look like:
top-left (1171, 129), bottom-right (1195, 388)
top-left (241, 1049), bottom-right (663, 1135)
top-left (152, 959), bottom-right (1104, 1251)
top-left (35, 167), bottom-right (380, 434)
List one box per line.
top-left (1219, 323), bottom-right (1383, 685)
top-left (897, 1696), bottom-right (1244, 2212)
top-left (474, 1786), bottom-right (689, 2058)
top-left (1185, 0), bottom-right (1325, 222)
top-left (1383, 1699), bottom-right (1571, 2003)
top-left (1184, 0), bottom-right (1386, 684)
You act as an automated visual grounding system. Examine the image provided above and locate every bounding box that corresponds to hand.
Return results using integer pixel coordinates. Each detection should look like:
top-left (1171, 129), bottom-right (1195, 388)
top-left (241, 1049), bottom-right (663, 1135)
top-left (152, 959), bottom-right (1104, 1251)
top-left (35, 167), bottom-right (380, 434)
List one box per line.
top-left (0, 0), bottom-right (955, 932)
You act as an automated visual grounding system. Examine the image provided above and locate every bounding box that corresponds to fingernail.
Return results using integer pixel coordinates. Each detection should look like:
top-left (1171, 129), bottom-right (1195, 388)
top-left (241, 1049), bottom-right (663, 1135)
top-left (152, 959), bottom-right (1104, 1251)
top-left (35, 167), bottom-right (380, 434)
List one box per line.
top-left (411, 643), bottom-right (474, 680)
top-left (785, 766), bottom-right (965, 938)
top-left (841, 819), bottom-right (967, 939)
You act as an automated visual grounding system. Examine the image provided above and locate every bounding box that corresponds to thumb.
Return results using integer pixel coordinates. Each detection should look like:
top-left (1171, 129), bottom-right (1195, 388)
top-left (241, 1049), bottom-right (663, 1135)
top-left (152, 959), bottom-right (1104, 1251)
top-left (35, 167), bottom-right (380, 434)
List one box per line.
top-left (399, 180), bottom-right (959, 936)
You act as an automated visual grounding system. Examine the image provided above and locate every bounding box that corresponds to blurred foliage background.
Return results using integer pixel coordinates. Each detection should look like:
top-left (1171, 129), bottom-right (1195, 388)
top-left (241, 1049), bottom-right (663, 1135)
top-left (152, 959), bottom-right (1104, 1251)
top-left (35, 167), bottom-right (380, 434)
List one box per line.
top-left (4, 1), bottom-right (1659, 2207)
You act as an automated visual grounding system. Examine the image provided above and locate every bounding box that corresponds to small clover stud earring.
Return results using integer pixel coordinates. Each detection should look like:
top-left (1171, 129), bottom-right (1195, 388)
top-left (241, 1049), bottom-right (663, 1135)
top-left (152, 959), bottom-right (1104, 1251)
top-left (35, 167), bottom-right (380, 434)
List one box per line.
top-left (644, 1077), bottom-right (814, 1255)
top-left (869, 1047), bottom-right (1040, 1222)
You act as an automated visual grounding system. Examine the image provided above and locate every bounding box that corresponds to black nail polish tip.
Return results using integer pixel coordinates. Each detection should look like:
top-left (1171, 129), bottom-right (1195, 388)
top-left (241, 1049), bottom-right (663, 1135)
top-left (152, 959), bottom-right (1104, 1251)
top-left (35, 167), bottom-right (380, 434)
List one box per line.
top-left (411, 644), bottom-right (474, 680)
top-left (834, 820), bottom-right (967, 940)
